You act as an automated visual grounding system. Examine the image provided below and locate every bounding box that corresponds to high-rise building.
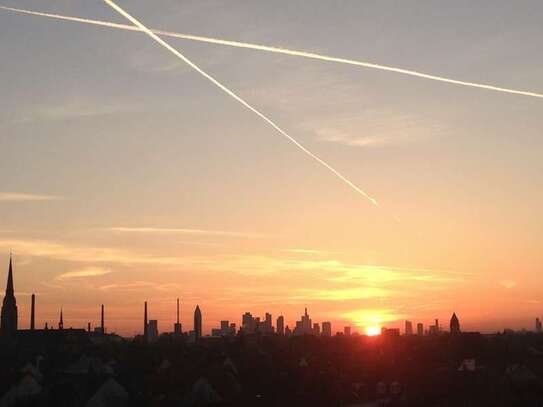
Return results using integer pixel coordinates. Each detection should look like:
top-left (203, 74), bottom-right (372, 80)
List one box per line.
top-left (276, 315), bottom-right (284, 335)
top-left (450, 313), bottom-right (460, 334)
top-left (194, 305), bottom-right (202, 340)
top-left (322, 321), bottom-right (332, 337)
top-left (1, 255), bottom-right (18, 337)
top-left (294, 308), bottom-right (313, 336)
top-left (242, 312), bottom-right (256, 334)
top-left (536, 318), bottom-right (542, 333)
top-left (417, 322), bottom-right (424, 336)
top-left (148, 320), bottom-right (158, 341)
top-left (344, 326), bottom-right (351, 336)
top-left (262, 312), bottom-right (273, 333)
top-left (174, 298), bottom-right (182, 334)
top-left (405, 320), bottom-right (413, 335)
top-left (313, 323), bottom-right (320, 336)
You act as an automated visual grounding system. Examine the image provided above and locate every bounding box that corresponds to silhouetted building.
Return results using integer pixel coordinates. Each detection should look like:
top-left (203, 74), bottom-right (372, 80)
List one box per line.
top-left (30, 293), bottom-right (35, 331)
top-left (417, 322), bottom-right (423, 336)
top-left (212, 320), bottom-right (235, 337)
top-left (285, 325), bottom-right (292, 337)
top-left (429, 319), bottom-right (439, 335)
top-left (194, 305), bottom-right (202, 340)
top-left (382, 327), bottom-right (400, 338)
top-left (322, 321), bottom-right (332, 337)
top-left (294, 308), bottom-right (313, 336)
top-left (174, 298), bottom-right (182, 334)
top-left (450, 313), bottom-right (460, 334)
top-left (1, 255), bottom-right (18, 337)
top-left (148, 320), bottom-right (158, 341)
top-left (313, 323), bottom-right (320, 336)
top-left (58, 308), bottom-right (64, 330)
top-left (344, 326), bottom-right (351, 336)
top-left (405, 320), bottom-right (413, 335)
top-left (536, 318), bottom-right (542, 333)
top-left (276, 315), bottom-right (284, 335)
top-left (242, 312), bottom-right (256, 334)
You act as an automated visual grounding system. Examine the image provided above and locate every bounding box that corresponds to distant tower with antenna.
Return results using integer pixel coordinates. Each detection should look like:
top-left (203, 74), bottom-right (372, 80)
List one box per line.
top-left (174, 298), bottom-right (182, 334)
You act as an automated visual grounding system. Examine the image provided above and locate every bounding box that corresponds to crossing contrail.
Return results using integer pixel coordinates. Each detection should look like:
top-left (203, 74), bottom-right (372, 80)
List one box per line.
top-left (98, 0), bottom-right (378, 205)
top-left (1, 5), bottom-right (542, 100)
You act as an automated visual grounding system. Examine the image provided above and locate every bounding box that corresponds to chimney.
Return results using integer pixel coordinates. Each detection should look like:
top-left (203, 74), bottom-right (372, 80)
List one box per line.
top-left (177, 298), bottom-right (180, 324)
top-left (144, 301), bottom-right (148, 340)
top-left (30, 294), bottom-right (35, 331)
top-left (101, 304), bottom-right (104, 334)
top-left (88, 322), bottom-right (91, 333)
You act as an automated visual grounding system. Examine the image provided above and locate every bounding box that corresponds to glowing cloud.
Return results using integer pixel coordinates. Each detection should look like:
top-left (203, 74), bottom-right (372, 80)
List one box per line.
top-left (1, 6), bottom-right (542, 100)
top-left (109, 226), bottom-right (268, 239)
top-left (0, 192), bottom-right (62, 202)
top-left (56, 267), bottom-right (112, 280)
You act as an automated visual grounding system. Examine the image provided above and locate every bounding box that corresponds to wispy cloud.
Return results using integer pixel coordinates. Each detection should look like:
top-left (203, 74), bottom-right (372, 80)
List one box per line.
top-left (98, 281), bottom-right (181, 292)
top-left (56, 267), bottom-right (113, 280)
top-left (307, 110), bottom-right (447, 148)
top-left (499, 280), bottom-right (517, 289)
top-left (0, 192), bottom-right (62, 202)
top-left (283, 248), bottom-right (338, 255)
top-left (108, 226), bottom-right (269, 239)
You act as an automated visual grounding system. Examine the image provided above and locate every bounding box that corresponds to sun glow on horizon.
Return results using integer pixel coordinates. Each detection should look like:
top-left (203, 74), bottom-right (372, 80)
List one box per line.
top-left (366, 326), bottom-right (381, 336)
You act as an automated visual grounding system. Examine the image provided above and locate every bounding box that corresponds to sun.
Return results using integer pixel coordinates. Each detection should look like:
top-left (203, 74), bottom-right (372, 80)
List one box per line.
top-left (366, 326), bottom-right (381, 336)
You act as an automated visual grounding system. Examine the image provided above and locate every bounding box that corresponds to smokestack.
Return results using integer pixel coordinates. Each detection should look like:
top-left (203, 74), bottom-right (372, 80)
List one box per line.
top-left (101, 304), bottom-right (104, 334)
top-left (88, 322), bottom-right (91, 333)
top-left (30, 294), bottom-right (35, 331)
top-left (144, 301), bottom-right (148, 340)
top-left (177, 298), bottom-right (179, 324)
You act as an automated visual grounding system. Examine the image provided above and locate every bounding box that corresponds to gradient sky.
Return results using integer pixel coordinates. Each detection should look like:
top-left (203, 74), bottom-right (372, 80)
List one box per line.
top-left (1, 0), bottom-right (542, 336)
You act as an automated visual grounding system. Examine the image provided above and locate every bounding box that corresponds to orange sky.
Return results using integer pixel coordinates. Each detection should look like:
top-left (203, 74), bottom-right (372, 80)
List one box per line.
top-left (1, 0), bottom-right (542, 336)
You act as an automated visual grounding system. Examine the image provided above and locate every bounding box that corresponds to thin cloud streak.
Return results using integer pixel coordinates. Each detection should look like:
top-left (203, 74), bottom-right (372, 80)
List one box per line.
top-left (1, 6), bottom-right (542, 100)
top-left (109, 226), bottom-right (268, 239)
top-left (101, 0), bottom-right (378, 206)
top-left (0, 192), bottom-right (62, 202)
top-left (56, 267), bottom-right (112, 280)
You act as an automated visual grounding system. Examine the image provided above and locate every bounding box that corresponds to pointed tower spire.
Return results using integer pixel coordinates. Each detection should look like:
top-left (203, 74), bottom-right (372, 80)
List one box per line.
top-left (59, 307), bottom-right (64, 330)
top-left (6, 253), bottom-right (14, 295)
top-left (1, 254), bottom-right (18, 337)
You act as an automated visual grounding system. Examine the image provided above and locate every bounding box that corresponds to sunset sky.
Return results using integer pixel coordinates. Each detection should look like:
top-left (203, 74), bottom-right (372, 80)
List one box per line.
top-left (1, 0), bottom-right (542, 336)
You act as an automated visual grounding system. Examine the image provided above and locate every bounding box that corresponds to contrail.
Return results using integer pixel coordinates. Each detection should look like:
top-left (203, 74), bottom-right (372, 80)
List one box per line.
top-left (98, 0), bottom-right (377, 205)
top-left (1, 5), bottom-right (542, 100)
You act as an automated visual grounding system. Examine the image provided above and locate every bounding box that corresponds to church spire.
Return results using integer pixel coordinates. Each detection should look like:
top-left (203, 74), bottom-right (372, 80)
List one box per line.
top-left (5, 254), bottom-right (13, 295)
top-left (1, 254), bottom-right (18, 336)
top-left (59, 307), bottom-right (64, 330)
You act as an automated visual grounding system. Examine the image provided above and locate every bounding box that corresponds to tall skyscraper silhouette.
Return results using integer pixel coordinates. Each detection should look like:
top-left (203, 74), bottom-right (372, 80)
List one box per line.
top-left (174, 298), bottom-right (182, 334)
top-left (276, 315), bottom-right (284, 335)
top-left (194, 305), bottom-right (202, 340)
top-left (450, 312), bottom-right (460, 334)
top-left (30, 293), bottom-right (35, 331)
top-left (1, 255), bottom-right (18, 337)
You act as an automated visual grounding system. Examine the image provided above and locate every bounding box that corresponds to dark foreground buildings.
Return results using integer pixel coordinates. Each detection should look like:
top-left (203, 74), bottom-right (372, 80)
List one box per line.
top-left (3, 257), bottom-right (543, 406)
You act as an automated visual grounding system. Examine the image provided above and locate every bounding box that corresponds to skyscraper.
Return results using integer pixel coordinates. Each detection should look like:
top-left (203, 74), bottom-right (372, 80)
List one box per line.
top-left (148, 320), bottom-right (158, 341)
top-left (450, 313), bottom-right (460, 334)
top-left (174, 298), bottom-right (182, 334)
top-left (417, 322), bottom-right (424, 336)
top-left (344, 326), bottom-right (351, 336)
top-left (194, 305), bottom-right (202, 340)
top-left (276, 315), bottom-right (284, 335)
top-left (405, 320), bottom-right (413, 335)
top-left (322, 321), bottom-right (332, 337)
top-left (1, 255), bottom-right (18, 337)
top-left (536, 318), bottom-right (542, 333)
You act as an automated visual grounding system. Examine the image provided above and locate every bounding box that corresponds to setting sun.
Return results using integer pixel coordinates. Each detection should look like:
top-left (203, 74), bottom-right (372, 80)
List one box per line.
top-left (366, 326), bottom-right (381, 336)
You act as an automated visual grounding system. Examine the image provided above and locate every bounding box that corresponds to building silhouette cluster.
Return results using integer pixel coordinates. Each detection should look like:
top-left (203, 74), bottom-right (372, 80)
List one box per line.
top-left (0, 255), bottom-right (480, 341)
